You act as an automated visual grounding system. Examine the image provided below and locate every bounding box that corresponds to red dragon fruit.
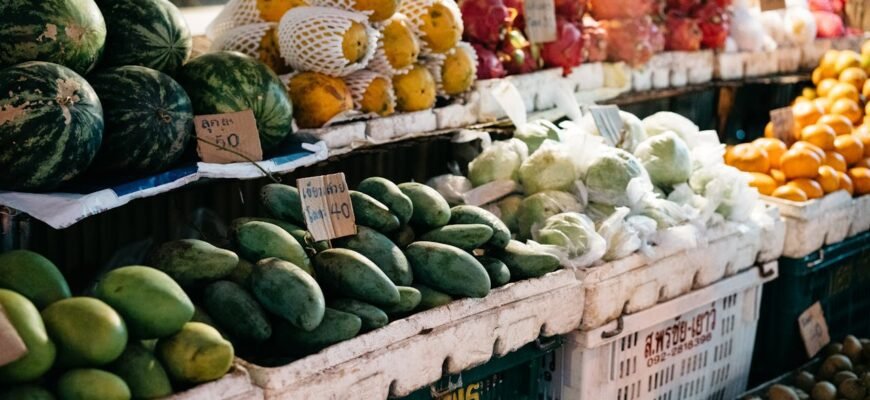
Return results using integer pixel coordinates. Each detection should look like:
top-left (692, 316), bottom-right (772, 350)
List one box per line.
top-left (589, 0), bottom-right (656, 20)
top-left (502, 0), bottom-right (525, 29)
top-left (808, 0), bottom-right (834, 12)
top-left (461, 0), bottom-right (516, 49)
top-left (692, 2), bottom-right (729, 49)
top-left (813, 11), bottom-right (845, 38)
top-left (472, 43), bottom-right (507, 79)
top-left (713, 0), bottom-right (731, 7)
top-left (666, 0), bottom-right (700, 14)
top-left (541, 18), bottom-right (584, 74)
top-left (602, 16), bottom-right (656, 66)
top-left (582, 16), bottom-right (608, 62)
top-left (665, 12), bottom-right (702, 51)
top-left (499, 29), bottom-right (541, 74)
top-left (555, 0), bottom-right (587, 22)
top-left (650, 21), bottom-right (666, 52)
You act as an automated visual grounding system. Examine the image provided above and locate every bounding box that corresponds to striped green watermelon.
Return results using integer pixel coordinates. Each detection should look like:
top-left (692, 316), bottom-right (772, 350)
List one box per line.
top-left (0, 0), bottom-right (107, 75)
top-left (88, 66), bottom-right (193, 175)
top-left (0, 62), bottom-right (103, 191)
top-left (176, 51), bottom-right (293, 152)
top-left (96, 0), bottom-right (192, 76)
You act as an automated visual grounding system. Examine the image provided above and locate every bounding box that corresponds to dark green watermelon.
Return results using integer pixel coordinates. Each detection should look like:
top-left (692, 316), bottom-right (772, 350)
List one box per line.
top-left (176, 51), bottom-right (293, 152)
top-left (96, 0), bottom-right (192, 76)
top-left (0, 0), bottom-right (107, 75)
top-left (88, 66), bottom-right (192, 175)
top-left (0, 62), bottom-right (103, 191)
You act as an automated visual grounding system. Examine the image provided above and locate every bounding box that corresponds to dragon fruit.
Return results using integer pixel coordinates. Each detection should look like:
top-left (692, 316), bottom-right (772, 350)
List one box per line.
top-left (666, 0), bottom-right (700, 14)
top-left (589, 0), bottom-right (656, 20)
top-left (808, 0), bottom-right (833, 12)
top-left (472, 43), bottom-right (507, 79)
top-left (503, 0), bottom-right (525, 29)
top-left (602, 16), bottom-right (656, 66)
top-left (582, 16), bottom-right (608, 62)
top-left (499, 29), bottom-right (541, 74)
top-left (461, 0), bottom-right (516, 48)
top-left (555, 0), bottom-right (587, 22)
top-left (665, 13), bottom-right (702, 51)
top-left (692, 2), bottom-right (729, 49)
top-left (813, 11), bottom-right (844, 38)
top-left (541, 18), bottom-right (584, 74)
top-left (650, 21), bottom-right (666, 52)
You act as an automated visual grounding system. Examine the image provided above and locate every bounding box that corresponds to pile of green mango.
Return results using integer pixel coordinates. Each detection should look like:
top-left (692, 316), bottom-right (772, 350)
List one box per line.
top-left (0, 250), bottom-right (233, 400)
top-left (148, 177), bottom-right (562, 361)
top-left (750, 335), bottom-right (870, 400)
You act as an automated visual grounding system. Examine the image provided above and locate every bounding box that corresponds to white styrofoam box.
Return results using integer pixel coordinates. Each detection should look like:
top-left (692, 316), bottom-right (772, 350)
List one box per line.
top-left (631, 65), bottom-right (653, 92)
top-left (603, 62), bottom-right (632, 90)
top-left (776, 47), bottom-right (802, 73)
top-left (475, 72), bottom-right (540, 122)
top-left (649, 53), bottom-right (672, 89)
top-left (670, 67), bottom-right (688, 87)
top-left (508, 72), bottom-right (544, 113)
top-left (434, 94), bottom-right (480, 130)
top-left (241, 270), bottom-right (583, 399)
top-left (849, 194), bottom-right (870, 236)
top-left (535, 68), bottom-right (570, 111)
top-left (801, 39), bottom-right (832, 69)
top-left (169, 366), bottom-right (262, 400)
top-left (568, 62), bottom-right (606, 91)
top-left (715, 52), bottom-right (745, 80)
top-left (744, 51), bottom-right (778, 77)
top-left (758, 204), bottom-right (786, 263)
top-left (546, 264), bottom-right (777, 400)
top-left (762, 190), bottom-right (855, 258)
top-left (688, 51), bottom-right (715, 84)
top-left (295, 122), bottom-right (367, 150)
top-left (575, 219), bottom-right (772, 331)
top-left (364, 110), bottom-right (437, 143)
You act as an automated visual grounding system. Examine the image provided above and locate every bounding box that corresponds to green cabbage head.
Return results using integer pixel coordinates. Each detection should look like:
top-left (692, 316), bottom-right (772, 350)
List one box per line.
top-left (634, 131), bottom-right (692, 188)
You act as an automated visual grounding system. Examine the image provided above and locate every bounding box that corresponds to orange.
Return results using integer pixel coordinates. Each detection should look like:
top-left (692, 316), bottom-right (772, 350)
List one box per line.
top-left (833, 134), bottom-right (865, 165)
top-left (837, 171), bottom-right (854, 195)
top-left (747, 172), bottom-right (777, 196)
top-left (787, 178), bottom-right (824, 199)
top-left (795, 96), bottom-right (812, 104)
top-left (835, 50), bottom-right (862, 75)
top-left (803, 87), bottom-right (818, 100)
top-left (815, 97), bottom-right (833, 114)
top-left (817, 78), bottom-right (840, 97)
top-left (855, 158), bottom-right (870, 168)
top-left (839, 67), bottom-right (868, 90)
top-left (863, 40), bottom-right (870, 57)
top-left (725, 143), bottom-right (770, 173)
top-left (801, 124), bottom-right (837, 150)
top-left (817, 114), bottom-right (854, 136)
top-left (824, 150), bottom-right (848, 172)
top-left (817, 165), bottom-right (841, 193)
top-left (781, 148), bottom-right (822, 179)
top-left (827, 82), bottom-right (860, 103)
top-left (848, 167), bottom-right (870, 195)
top-left (771, 169), bottom-right (787, 185)
top-left (855, 125), bottom-right (870, 157)
top-left (831, 98), bottom-right (863, 124)
top-left (753, 138), bottom-right (787, 169)
top-left (772, 185), bottom-right (808, 202)
top-left (793, 101), bottom-right (824, 128)
top-left (812, 68), bottom-right (824, 85)
top-left (792, 141), bottom-right (826, 160)
top-left (863, 79), bottom-right (870, 99)
top-left (819, 50), bottom-right (840, 78)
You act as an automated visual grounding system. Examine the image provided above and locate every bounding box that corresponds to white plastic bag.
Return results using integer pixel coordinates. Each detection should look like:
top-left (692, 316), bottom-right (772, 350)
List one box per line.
top-left (529, 212), bottom-right (606, 269)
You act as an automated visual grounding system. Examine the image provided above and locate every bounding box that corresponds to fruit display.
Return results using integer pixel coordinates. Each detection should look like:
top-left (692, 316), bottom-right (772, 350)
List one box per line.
top-left (728, 45), bottom-right (870, 200)
top-left (0, 251), bottom-right (232, 399)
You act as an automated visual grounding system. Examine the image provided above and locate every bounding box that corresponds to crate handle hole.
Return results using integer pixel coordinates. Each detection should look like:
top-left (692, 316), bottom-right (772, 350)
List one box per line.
top-left (601, 315), bottom-right (624, 339)
top-left (492, 338), bottom-right (503, 355)
top-left (658, 286), bottom-right (668, 302)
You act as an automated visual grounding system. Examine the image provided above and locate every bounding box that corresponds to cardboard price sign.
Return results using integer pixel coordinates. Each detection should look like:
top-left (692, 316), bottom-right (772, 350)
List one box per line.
top-left (524, 0), bottom-right (557, 43)
top-left (760, 0), bottom-right (786, 11)
top-left (798, 302), bottom-right (831, 358)
top-left (0, 305), bottom-right (27, 367)
top-left (297, 173), bottom-right (357, 241)
top-left (590, 105), bottom-right (624, 147)
top-left (769, 107), bottom-right (797, 145)
top-left (195, 110), bottom-right (263, 164)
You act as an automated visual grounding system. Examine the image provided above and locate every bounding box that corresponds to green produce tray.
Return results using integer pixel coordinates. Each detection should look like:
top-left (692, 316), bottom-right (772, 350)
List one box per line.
top-left (398, 337), bottom-right (561, 400)
top-left (749, 230), bottom-right (870, 385)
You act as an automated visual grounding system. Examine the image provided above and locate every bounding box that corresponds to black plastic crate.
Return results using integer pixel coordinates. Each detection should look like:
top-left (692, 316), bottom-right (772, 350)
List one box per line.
top-left (749, 230), bottom-right (870, 385)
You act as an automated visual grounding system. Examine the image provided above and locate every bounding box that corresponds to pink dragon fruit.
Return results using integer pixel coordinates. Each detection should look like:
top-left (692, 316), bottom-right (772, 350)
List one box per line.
top-left (541, 18), bottom-right (585, 74)
top-left (499, 29), bottom-right (541, 74)
top-left (602, 16), bottom-right (656, 66)
top-left (582, 16), bottom-right (608, 62)
top-left (665, 12), bottom-right (702, 51)
top-left (666, 0), bottom-right (700, 14)
top-left (461, 0), bottom-right (516, 49)
top-left (472, 43), bottom-right (507, 79)
top-left (502, 0), bottom-right (525, 29)
top-left (813, 11), bottom-right (845, 38)
top-left (590, 0), bottom-right (656, 20)
top-left (555, 0), bottom-right (587, 22)
top-left (693, 2), bottom-right (729, 49)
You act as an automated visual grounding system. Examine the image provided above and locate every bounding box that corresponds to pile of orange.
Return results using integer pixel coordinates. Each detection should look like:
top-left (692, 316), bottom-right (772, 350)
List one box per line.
top-left (737, 48), bottom-right (870, 202)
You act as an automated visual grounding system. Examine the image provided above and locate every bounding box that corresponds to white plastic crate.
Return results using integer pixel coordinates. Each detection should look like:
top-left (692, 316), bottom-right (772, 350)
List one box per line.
top-left (850, 194), bottom-right (870, 236)
top-left (762, 190), bottom-right (855, 258)
top-left (776, 47), bottom-right (802, 73)
top-left (715, 52), bottom-right (745, 80)
top-left (544, 264), bottom-right (778, 400)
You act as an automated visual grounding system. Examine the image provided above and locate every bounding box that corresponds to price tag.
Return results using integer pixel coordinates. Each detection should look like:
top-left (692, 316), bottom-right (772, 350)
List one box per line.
top-left (0, 305), bottom-right (27, 367)
top-left (769, 107), bottom-right (797, 145)
top-left (195, 110), bottom-right (263, 164)
top-left (760, 0), bottom-right (786, 11)
top-left (297, 173), bottom-right (357, 241)
top-left (523, 0), bottom-right (557, 43)
top-left (798, 302), bottom-right (831, 358)
top-left (590, 105), bottom-right (623, 147)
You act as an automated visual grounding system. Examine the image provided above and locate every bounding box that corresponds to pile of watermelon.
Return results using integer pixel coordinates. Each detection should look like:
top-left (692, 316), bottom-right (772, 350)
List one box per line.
top-left (0, 0), bottom-right (294, 192)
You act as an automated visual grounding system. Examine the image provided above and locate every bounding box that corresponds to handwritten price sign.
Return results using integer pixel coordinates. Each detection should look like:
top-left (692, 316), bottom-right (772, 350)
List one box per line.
top-left (798, 302), bottom-right (831, 357)
top-left (297, 173), bottom-right (357, 241)
top-left (194, 110), bottom-right (263, 164)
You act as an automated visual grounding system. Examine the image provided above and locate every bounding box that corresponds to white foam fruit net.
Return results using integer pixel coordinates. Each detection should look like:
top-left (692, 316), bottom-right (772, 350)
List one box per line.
top-left (398, 0), bottom-right (463, 55)
top-left (278, 6), bottom-right (379, 77)
top-left (367, 13), bottom-right (419, 76)
top-left (424, 41), bottom-right (478, 97)
top-left (206, 0), bottom-right (265, 40)
top-left (210, 23), bottom-right (292, 74)
top-left (345, 69), bottom-right (396, 113)
top-left (306, 0), bottom-right (374, 18)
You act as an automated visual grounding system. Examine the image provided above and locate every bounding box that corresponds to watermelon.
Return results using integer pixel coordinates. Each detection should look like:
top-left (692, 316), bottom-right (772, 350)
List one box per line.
top-left (0, 62), bottom-right (103, 191)
top-left (0, 0), bottom-right (107, 75)
top-left (87, 66), bottom-right (193, 175)
top-left (96, 0), bottom-right (192, 76)
top-left (176, 52), bottom-right (293, 152)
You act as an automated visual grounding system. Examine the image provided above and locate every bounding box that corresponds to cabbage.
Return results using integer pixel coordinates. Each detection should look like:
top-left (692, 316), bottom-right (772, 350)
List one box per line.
top-left (531, 212), bottom-right (605, 268)
top-left (516, 191), bottom-right (582, 240)
top-left (578, 110), bottom-right (647, 153)
top-left (585, 202), bottom-right (617, 223)
top-left (518, 143), bottom-right (577, 194)
top-left (634, 131), bottom-right (692, 188)
top-left (426, 174), bottom-right (473, 206)
top-left (641, 112), bottom-right (699, 142)
top-left (496, 194), bottom-right (524, 232)
top-left (584, 148), bottom-right (647, 207)
top-left (690, 164), bottom-right (758, 222)
top-left (467, 139), bottom-right (529, 186)
top-left (515, 120), bottom-right (561, 153)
